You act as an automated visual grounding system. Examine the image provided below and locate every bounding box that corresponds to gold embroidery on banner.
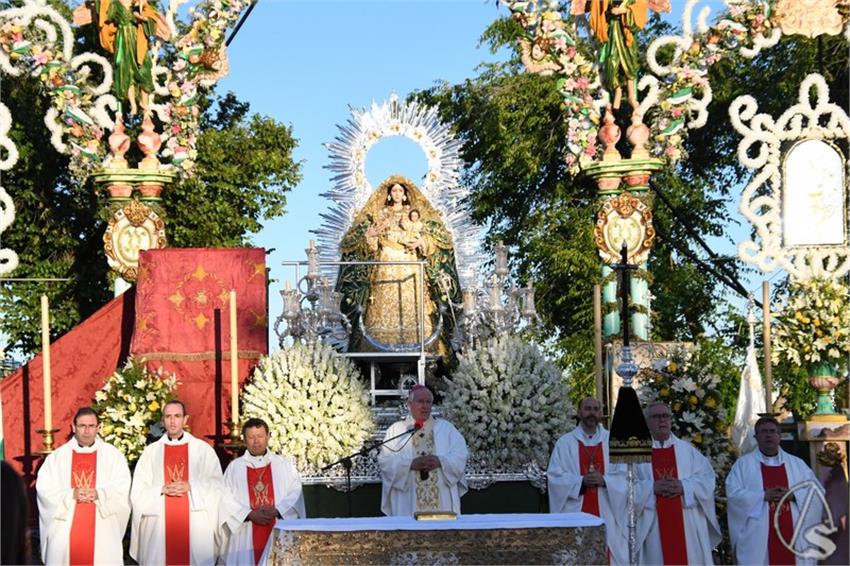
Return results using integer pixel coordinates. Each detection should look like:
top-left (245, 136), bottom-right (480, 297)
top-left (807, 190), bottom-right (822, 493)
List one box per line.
top-left (653, 466), bottom-right (678, 481)
top-left (73, 468), bottom-right (95, 489)
top-left (167, 460), bottom-right (186, 483)
top-left (252, 466), bottom-right (273, 507)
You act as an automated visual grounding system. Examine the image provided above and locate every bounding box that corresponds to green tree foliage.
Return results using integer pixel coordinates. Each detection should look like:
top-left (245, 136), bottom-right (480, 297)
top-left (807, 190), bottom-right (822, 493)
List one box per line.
top-left (0, 4), bottom-right (301, 356)
top-left (416, 13), bottom-right (848, 405)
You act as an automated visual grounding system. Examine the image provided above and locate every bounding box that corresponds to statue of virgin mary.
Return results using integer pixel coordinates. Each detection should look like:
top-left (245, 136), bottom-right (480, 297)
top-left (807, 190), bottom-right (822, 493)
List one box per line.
top-left (336, 175), bottom-right (461, 356)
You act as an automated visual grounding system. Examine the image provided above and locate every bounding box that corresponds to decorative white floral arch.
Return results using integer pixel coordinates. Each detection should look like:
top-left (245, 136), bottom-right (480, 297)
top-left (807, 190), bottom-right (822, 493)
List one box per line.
top-left (731, 73), bottom-right (850, 280)
top-left (313, 94), bottom-right (484, 287)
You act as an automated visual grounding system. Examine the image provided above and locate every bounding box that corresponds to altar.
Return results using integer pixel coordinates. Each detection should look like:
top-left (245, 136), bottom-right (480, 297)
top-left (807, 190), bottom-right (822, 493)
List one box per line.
top-left (259, 513), bottom-right (606, 565)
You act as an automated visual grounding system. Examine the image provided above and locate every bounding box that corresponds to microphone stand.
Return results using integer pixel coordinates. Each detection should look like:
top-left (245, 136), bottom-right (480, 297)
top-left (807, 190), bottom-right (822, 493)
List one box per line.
top-left (321, 425), bottom-right (420, 517)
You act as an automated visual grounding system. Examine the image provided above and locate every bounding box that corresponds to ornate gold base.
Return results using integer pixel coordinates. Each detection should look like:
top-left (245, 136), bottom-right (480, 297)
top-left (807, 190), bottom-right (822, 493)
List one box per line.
top-left (216, 420), bottom-right (245, 452)
top-left (36, 428), bottom-right (60, 455)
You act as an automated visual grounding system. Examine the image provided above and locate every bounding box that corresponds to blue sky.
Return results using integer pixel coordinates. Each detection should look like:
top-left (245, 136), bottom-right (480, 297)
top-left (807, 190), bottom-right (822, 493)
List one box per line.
top-left (216, 0), bottom-right (756, 349)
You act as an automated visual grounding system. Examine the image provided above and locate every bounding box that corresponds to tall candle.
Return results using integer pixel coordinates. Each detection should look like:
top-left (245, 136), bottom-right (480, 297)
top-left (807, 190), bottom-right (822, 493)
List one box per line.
top-left (229, 290), bottom-right (238, 425)
top-left (40, 295), bottom-right (52, 431)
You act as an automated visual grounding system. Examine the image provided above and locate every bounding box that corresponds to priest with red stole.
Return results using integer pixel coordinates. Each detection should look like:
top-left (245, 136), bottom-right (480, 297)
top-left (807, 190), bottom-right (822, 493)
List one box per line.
top-left (220, 417), bottom-right (305, 565)
top-left (631, 401), bottom-right (721, 564)
top-left (726, 416), bottom-right (824, 565)
top-left (547, 397), bottom-right (628, 564)
top-left (37, 407), bottom-right (132, 565)
top-left (130, 400), bottom-right (226, 565)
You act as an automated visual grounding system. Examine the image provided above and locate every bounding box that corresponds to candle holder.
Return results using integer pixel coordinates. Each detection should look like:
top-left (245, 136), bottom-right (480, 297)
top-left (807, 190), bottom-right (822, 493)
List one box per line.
top-left (455, 242), bottom-right (541, 349)
top-left (217, 420), bottom-right (246, 452)
top-left (36, 427), bottom-right (60, 455)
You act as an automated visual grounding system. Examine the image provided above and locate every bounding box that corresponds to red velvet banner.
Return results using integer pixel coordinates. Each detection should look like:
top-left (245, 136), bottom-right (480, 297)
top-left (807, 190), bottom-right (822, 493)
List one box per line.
top-left (130, 248), bottom-right (268, 445)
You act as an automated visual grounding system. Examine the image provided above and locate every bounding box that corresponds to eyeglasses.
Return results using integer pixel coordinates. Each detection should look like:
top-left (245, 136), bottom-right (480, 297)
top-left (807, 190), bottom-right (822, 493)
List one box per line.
top-left (648, 414), bottom-right (672, 421)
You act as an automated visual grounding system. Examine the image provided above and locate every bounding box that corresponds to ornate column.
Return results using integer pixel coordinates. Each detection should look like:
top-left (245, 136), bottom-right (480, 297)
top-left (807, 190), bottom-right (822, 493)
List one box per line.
top-left (585, 115), bottom-right (663, 341)
top-left (90, 114), bottom-right (174, 294)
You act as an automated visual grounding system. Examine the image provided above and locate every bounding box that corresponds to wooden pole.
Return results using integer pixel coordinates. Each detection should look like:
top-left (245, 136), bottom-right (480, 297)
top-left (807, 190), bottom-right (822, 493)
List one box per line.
top-left (593, 284), bottom-right (604, 408)
top-left (763, 281), bottom-right (773, 412)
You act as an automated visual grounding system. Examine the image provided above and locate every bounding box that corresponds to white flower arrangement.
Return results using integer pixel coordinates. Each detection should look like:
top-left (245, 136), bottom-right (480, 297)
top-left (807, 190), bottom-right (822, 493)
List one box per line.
top-left (442, 334), bottom-right (574, 471)
top-left (91, 356), bottom-right (178, 464)
top-left (639, 346), bottom-right (731, 476)
top-left (240, 341), bottom-right (375, 475)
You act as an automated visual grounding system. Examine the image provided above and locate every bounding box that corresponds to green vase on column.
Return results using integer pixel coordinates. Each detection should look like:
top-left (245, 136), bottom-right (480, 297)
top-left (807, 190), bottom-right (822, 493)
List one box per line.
top-left (808, 361), bottom-right (839, 415)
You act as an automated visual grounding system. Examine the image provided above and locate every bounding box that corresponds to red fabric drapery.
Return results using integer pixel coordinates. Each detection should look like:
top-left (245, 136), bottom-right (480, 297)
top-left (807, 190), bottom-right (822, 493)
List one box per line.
top-left (130, 248), bottom-right (268, 443)
top-left (1, 290), bottom-right (135, 479)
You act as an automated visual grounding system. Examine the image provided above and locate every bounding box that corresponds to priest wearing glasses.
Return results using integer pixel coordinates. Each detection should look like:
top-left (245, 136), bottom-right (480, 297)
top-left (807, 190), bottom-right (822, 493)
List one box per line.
top-left (36, 407), bottom-right (132, 565)
top-left (378, 385), bottom-right (468, 516)
top-left (631, 400), bottom-right (721, 564)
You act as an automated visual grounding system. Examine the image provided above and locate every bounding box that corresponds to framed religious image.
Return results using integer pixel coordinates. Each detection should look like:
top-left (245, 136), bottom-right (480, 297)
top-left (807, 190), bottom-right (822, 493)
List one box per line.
top-left (103, 200), bottom-right (167, 281)
top-left (782, 139), bottom-right (847, 248)
top-left (594, 192), bottom-right (655, 265)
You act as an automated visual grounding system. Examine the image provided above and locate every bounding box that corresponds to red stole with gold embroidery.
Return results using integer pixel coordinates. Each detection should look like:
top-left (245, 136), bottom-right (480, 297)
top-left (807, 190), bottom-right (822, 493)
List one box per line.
top-left (578, 441), bottom-right (604, 517)
top-left (652, 446), bottom-right (688, 565)
top-left (247, 464), bottom-right (276, 565)
top-left (761, 463), bottom-right (795, 565)
top-left (164, 443), bottom-right (190, 566)
top-left (69, 451), bottom-right (97, 565)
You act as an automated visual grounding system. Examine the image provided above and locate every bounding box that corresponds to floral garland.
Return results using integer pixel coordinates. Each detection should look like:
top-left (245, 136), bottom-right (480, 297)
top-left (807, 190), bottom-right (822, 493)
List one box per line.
top-left (505, 1), bottom-right (604, 173)
top-left (772, 278), bottom-right (850, 371)
top-left (240, 341), bottom-right (375, 475)
top-left (504, 0), bottom-right (790, 171)
top-left (442, 334), bottom-right (574, 471)
top-left (91, 356), bottom-right (179, 464)
top-left (155, 0), bottom-right (245, 174)
top-left (0, 0), bottom-right (245, 184)
top-left (639, 345), bottom-right (731, 476)
top-left (0, 1), bottom-right (115, 182)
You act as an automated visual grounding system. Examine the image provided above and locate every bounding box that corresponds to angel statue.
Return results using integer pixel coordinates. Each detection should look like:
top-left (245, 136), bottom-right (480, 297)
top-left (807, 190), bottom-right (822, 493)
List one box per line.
top-left (571, 0), bottom-right (671, 111)
top-left (336, 175), bottom-right (462, 358)
top-left (73, 0), bottom-right (171, 115)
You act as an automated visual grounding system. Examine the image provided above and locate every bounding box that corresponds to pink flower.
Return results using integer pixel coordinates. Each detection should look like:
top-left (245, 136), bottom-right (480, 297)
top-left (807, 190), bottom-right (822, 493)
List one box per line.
top-left (584, 143), bottom-right (597, 157)
top-left (665, 144), bottom-right (677, 156)
top-left (172, 123), bottom-right (181, 134)
top-left (671, 108), bottom-right (682, 118)
top-left (566, 47), bottom-right (576, 58)
top-left (576, 77), bottom-right (589, 90)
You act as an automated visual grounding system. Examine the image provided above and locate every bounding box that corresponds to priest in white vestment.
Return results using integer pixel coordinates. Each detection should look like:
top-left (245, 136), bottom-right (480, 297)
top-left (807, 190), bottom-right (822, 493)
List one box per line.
top-left (378, 385), bottom-right (468, 516)
top-left (726, 416), bottom-right (825, 565)
top-left (130, 400), bottom-right (226, 566)
top-left (616, 401), bottom-right (721, 565)
top-left (548, 397), bottom-right (628, 564)
top-left (220, 417), bottom-right (305, 565)
top-left (36, 407), bottom-right (131, 565)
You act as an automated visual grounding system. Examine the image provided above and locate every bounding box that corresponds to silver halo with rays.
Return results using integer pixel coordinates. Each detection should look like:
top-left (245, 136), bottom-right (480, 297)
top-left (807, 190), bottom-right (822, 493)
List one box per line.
top-left (312, 93), bottom-right (484, 288)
